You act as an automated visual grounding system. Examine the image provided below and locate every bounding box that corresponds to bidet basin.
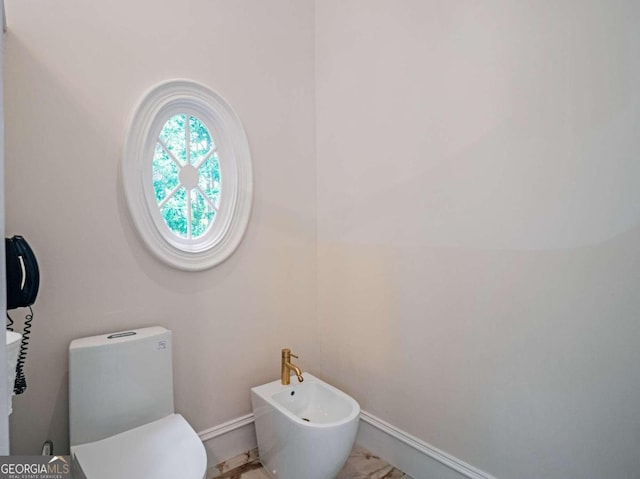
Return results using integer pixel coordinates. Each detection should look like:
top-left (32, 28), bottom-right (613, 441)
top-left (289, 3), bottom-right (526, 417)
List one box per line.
top-left (251, 373), bottom-right (360, 479)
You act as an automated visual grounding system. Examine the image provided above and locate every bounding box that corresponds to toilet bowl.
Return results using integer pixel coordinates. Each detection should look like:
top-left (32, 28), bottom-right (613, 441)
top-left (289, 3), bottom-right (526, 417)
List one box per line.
top-left (251, 373), bottom-right (360, 479)
top-left (69, 327), bottom-right (206, 479)
top-left (70, 414), bottom-right (205, 479)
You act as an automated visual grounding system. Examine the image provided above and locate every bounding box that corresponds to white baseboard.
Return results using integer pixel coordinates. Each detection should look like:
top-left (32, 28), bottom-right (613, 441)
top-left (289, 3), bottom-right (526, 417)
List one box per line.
top-left (358, 411), bottom-right (496, 479)
top-left (198, 413), bottom-right (257, 469)
top-left (199, 413), bottom-right (255, 442)
top-left (198, 411), bottom-right (496, 479)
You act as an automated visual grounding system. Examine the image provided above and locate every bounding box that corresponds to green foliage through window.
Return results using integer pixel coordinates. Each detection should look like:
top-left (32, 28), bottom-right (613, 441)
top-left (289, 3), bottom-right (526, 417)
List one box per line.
top-left (153, 114), bottom-right (221, 238)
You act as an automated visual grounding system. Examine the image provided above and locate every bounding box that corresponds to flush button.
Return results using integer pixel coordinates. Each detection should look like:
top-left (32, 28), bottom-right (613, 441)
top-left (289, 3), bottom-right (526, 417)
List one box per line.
top-left (107, 331), bottom-right (136, 339)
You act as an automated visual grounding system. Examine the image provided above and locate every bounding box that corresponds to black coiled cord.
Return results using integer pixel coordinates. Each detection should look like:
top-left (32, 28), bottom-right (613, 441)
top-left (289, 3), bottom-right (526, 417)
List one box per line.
top-left (13, 306), bottom-right (33, 395)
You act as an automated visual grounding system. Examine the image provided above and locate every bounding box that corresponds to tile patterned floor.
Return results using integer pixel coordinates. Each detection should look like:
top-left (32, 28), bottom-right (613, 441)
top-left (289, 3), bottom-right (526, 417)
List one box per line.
top-left (210, 446), bottom-right (412, 479)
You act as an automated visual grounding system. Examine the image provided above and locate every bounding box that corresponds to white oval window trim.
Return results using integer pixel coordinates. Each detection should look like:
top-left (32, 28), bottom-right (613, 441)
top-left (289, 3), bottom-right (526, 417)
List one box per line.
top-left (122, 80), bottom-right (253, 271)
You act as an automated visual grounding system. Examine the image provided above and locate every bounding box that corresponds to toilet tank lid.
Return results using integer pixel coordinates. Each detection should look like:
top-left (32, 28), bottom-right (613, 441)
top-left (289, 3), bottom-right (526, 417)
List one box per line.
top-left (71, 414), bottom-right (206, 479)
top-left (69, 326), bottom-right (169, 350)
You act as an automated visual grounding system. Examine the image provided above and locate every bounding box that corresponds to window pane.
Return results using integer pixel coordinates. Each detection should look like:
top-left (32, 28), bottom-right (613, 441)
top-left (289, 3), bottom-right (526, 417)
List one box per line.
top-left (198, 153), bottom-right (221, 206)
top-left (161, 187), bottom-right (188, 238)
top-left (189, 116), bottom-right (214, 165)
top-left (159, 114), bottom-right (187, 165)
top-left (152, 143), bottom-right (180, 203)
top-left (191, 190), bottom-right (215, 238)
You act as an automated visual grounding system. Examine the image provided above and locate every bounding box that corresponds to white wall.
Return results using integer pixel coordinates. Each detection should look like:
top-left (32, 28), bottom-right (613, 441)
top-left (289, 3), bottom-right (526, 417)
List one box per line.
top-left (5, 1), bottom-right (640, 477)
top-left (0, 0), bottom-right (10, 454)
top-left (4, 0), bottom-right (317, 455)
top-left (316, 1), bottom-right (640, 478)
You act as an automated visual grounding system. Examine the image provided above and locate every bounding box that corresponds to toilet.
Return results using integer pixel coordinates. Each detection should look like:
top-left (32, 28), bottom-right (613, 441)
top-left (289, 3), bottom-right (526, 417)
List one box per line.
top-left (69, 326), bottom-right (206, 479)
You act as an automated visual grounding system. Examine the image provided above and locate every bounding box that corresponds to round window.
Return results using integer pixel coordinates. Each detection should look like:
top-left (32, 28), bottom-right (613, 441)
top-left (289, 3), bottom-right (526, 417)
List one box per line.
top-left (122, 80), bottom-right (253, 271)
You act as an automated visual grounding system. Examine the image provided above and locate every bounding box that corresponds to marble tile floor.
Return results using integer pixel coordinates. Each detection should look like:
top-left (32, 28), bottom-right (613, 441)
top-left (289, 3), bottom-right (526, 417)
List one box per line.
top-left (211, 446), bottom-right (412, 479)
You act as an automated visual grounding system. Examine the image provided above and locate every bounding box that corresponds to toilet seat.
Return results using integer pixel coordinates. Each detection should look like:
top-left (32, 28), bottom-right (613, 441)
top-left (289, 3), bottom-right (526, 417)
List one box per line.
top-left (71, 413), bottom-right (206, 479)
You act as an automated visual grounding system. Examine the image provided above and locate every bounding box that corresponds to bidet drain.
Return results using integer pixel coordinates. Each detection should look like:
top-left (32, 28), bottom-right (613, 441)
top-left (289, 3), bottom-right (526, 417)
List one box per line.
top-left (302, 418), bottom-right (310, 422)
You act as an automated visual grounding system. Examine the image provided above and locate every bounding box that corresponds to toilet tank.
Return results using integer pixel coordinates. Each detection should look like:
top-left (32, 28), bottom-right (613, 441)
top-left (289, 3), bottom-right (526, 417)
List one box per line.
top-left (69, 327), bottom-right (174, 447)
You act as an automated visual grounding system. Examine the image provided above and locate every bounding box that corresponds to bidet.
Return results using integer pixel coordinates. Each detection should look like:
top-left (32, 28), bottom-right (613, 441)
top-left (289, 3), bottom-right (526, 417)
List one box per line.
top-left (251, 373), bottom-right (360, 479)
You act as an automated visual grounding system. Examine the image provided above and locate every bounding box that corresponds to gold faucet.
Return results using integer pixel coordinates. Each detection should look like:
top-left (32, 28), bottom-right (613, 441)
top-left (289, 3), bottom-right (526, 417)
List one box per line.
top-left (281, 348), bottom-right (304, 385)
